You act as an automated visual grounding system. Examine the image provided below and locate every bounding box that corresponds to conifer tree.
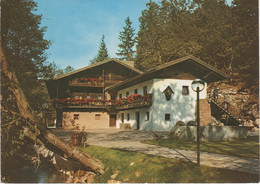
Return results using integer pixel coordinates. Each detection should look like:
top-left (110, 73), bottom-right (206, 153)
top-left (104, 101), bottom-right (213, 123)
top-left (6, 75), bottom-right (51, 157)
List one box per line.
top-left (116, 17), bottom-right (136, 61)
top-left (90, 35), bottom-right (109, 64)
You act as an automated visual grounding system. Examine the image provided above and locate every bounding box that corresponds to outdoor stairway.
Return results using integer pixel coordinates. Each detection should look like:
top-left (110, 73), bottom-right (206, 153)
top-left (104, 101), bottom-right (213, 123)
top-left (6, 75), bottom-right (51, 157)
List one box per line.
top-left (208, 97), bottom-right (242, 126)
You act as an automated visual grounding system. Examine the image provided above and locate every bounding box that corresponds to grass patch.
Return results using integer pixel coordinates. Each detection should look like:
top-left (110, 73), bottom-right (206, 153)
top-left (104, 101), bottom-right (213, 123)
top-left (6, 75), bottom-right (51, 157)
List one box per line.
top-left (80, 145), bottom-right (259, 183)
top-left (142, 135), bottom-right (259, 159)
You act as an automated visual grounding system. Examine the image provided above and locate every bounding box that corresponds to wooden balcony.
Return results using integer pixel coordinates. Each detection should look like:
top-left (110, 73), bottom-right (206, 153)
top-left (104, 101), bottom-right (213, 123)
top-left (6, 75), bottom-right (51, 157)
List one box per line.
top-left (115, 100), bottom-right (152, 110)
top-left (69, 82), bottom-right (104, 88)
top-left (53, 101), bottom-right (107, 109)
top-left (52, 94), bottom-right (152, 111)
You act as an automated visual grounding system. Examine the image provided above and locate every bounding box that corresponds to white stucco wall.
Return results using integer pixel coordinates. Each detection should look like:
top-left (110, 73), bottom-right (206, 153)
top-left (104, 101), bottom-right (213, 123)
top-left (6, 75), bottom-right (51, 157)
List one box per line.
top-left (116, 108), bottom-right (152, 130)
top-left (152, 78), bottom-right (207, 131)
top-left (116, 80), bottom-right (153, 98)
top-left (115, 78), bottom-right (207, 131)
top-left (116, 80), bottom-right (154, 130)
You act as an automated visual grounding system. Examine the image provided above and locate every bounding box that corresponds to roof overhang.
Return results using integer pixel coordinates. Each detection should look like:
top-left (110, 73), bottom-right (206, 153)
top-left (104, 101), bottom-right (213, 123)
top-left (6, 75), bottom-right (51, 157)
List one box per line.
top-left (52, 58), bottom-right (142, 80)
top-left (106, 55), bottom-right (228, 93)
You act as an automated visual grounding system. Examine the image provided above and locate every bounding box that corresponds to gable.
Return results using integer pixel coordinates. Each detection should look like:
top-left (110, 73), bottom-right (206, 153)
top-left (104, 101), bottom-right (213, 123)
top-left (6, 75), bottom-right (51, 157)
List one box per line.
top-left (45, 58), bottom-right (142, 99)
top-left (106, 55), bottom-right (227, 93)
top-left (53, 58), bottom-right (142, 80)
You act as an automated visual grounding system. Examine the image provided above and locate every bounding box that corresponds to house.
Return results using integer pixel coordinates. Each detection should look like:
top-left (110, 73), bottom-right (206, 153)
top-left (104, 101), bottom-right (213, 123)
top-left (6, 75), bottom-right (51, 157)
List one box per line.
top-left (45, 58), bottom-right (142, 129)
top-left (45, 55), bottom-right (227, 131)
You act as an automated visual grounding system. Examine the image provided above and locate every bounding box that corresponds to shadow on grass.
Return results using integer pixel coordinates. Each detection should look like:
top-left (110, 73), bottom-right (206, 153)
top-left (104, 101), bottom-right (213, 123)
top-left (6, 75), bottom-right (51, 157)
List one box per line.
top-left (80, 145), bottom-right (259, 183)
top-left (142, 135), bottom-right (259, 159)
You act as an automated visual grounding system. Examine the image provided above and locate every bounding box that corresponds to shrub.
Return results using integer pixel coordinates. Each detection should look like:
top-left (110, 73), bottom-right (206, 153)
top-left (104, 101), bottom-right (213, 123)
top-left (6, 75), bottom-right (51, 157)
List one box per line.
top-left (187, 120), bottom-right (196, 126)
top-left (175, 121), bottom-right (185, 126)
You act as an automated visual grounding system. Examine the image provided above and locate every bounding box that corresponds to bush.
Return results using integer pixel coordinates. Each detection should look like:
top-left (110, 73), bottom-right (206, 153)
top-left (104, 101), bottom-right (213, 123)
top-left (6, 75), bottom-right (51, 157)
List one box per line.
top-left (175, 121), bottom-right (185, 126)
top-left (187, 121), bottom-right (196, 126)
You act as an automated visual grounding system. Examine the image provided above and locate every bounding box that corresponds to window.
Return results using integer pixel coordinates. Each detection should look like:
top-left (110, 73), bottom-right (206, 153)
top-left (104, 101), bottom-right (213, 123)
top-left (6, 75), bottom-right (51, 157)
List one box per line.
top-left (74, 114), bottom-right (79, 120)
top-left (126, 91), bottom-right (129, 97)
top-left (108, 73), bottom-right (112, 80)
top-left (119, 94), bottom-right (122, 99)
top-left (146, 111), bottom-right (149, 121)
top-left (143, 86), bottom-right (147, 96)
top-left (121, 113), bottom-right (124, 123)
top-left (134, 89), bottom-right (138, 94)
top-left (95, 114), bottom-right (101, 120)
top-left (127, 113), bottom-right (130, 121)
top-left (182, 86), bottom-right (189, 95)
top-left (163, 86), bottom-right (174, 101)
top-left (165, 114), bottom-right (170, 121)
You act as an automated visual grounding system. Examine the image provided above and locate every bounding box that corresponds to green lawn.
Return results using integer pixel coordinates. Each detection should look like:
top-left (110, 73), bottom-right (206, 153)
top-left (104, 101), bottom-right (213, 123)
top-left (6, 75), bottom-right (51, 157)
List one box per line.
top-left (80, 145), bottom-right (259, 183)
top-left (142, 135), bottom-right (259, 159)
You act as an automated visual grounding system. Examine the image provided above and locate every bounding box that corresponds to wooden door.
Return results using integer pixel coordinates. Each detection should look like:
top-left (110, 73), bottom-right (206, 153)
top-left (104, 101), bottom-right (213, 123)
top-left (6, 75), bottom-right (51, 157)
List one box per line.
top-left (109, 114), bottom-right (116, 127)
top-left (135, 111), bottom-right (140, 130)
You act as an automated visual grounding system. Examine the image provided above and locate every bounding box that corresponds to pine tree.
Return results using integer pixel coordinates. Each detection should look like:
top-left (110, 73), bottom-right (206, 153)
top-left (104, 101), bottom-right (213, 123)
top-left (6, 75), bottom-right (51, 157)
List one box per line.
top-left (90, 35), bottom-right (109, 64)
top-left (116, 17), bottom-right (136, 61)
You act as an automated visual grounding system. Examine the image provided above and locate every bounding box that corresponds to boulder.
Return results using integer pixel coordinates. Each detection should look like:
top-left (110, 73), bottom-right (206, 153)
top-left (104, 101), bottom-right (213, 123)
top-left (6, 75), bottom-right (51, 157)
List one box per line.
top-left (253, 119), bottom-right (260, 128)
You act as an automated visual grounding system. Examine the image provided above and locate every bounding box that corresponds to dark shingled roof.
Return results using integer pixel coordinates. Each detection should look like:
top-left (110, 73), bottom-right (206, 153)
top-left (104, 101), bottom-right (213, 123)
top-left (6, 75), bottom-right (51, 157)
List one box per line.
top-left (53, 58), bottom-right (143, 80)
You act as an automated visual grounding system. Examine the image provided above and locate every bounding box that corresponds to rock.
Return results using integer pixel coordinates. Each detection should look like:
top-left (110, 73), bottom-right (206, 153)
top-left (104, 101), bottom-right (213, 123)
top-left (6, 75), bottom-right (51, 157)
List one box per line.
top-left (78, 174), bottom-right (88, 183)
top-left (110, 170), bottom-right (120, 179)
top-left (211, 116), bottom-right (222, 126)
top-left (135, 171), bottom-right (141, 177)
top-left (86, 172), bottom-right (95, 183)
top-left (252, 127), bottom-right (259, 132)
top-left (75, 170), bottom-right (86, 177)
top-left (244, 121), bottom-right (253, 127)
top-left (253, 119), bottom-right (260, 128)
top-left (219, 123), bottom-right (224, 126)
top-left (251, 104), bottom-right (259, 119)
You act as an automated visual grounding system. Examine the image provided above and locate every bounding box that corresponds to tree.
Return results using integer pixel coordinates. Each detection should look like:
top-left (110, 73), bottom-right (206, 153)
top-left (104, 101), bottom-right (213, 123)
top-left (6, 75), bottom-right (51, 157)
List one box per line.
top-left (90, 35), bottom-right (109, 64)
top-left (1, 0), bottom-right (51, 180)
top-left (63, 65), bottom-right (75, 74)
top-left (135, 1), bottom-right (162, 71)
top-left (1, 49), bottom-right (104, 181)
top-left (116, 17), bottom-right (136, 61)
top-left (2, 0), bottom-right (51, 112)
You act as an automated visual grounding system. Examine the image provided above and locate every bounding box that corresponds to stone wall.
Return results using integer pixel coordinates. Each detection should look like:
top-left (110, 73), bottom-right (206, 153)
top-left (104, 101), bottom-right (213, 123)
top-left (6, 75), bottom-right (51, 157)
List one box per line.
top-left (170, 126), bottom-right (248, 142)
top-left (208, 79), bottom-right (259, 131)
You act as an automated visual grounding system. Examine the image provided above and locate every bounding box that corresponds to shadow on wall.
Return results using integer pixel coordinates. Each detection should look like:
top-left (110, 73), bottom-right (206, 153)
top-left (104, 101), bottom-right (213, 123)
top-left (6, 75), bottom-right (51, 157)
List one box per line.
top-left (152, 85), bottom-right (195, 131)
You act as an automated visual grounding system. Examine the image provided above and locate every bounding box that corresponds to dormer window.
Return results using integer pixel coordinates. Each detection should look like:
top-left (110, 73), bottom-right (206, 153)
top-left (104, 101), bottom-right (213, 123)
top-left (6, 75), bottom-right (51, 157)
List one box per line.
top-left (163, 86), bottom-right (174, 101)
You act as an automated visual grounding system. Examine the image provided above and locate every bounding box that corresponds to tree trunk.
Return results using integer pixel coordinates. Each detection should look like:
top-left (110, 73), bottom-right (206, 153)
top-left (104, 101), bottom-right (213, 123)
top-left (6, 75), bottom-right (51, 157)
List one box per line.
top-left (1, 48), bottom-right (104, 174)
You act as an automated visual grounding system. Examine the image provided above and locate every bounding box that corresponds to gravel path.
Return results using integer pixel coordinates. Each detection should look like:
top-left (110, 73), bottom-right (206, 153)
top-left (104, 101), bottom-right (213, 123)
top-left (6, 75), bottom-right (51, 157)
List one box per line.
top-left (53, 129), bottom-right (259, 175)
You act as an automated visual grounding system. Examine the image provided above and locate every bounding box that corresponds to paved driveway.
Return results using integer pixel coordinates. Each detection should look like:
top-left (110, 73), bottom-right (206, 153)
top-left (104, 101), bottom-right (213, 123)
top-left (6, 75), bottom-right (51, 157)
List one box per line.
top-left (53, 129), bottom-right (259, 175)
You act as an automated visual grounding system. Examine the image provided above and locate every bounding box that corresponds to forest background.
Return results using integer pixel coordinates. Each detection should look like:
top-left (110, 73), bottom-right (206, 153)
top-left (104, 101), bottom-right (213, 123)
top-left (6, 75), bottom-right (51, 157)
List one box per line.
top-left (1, 0), bottom-right (258, 181)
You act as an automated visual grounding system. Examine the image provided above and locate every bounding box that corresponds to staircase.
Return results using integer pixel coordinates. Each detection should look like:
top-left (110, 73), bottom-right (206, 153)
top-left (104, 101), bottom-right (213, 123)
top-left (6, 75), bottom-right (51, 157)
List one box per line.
top-left (208, 96), bottom-right (242, 126)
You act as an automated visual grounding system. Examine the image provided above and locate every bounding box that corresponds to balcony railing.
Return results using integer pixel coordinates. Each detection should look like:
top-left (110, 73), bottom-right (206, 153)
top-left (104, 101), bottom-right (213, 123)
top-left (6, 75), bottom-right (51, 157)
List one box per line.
top-left (69, 77), bottom-right (104, 87)
top-left (51, 94), bottom-right (152, 110)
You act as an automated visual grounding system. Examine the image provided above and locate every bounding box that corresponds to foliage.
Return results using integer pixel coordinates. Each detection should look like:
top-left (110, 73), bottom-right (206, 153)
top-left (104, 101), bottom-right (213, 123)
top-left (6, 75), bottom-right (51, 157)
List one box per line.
top-left (80, 145), bottom-right (258, 183)
top-left (142, 135), bottom-right (259, 159)
top-left (116, 17), bottom-right (136, 61)
top-left (135, 0), bottom-right (258, 88)
top-left (90, 35), bottom-right (109, 64)
top-left (1, 0), bottom-right (51, 180)
top-left (2, 0), bottom-right (51, 112)
top-left (47, 62), bottom-right (75, 77)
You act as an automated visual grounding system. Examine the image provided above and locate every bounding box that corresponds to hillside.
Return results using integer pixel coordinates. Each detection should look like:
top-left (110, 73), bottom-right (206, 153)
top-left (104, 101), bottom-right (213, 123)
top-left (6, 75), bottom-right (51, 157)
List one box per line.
top-left (208, 73), bottom-right (259, 131)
